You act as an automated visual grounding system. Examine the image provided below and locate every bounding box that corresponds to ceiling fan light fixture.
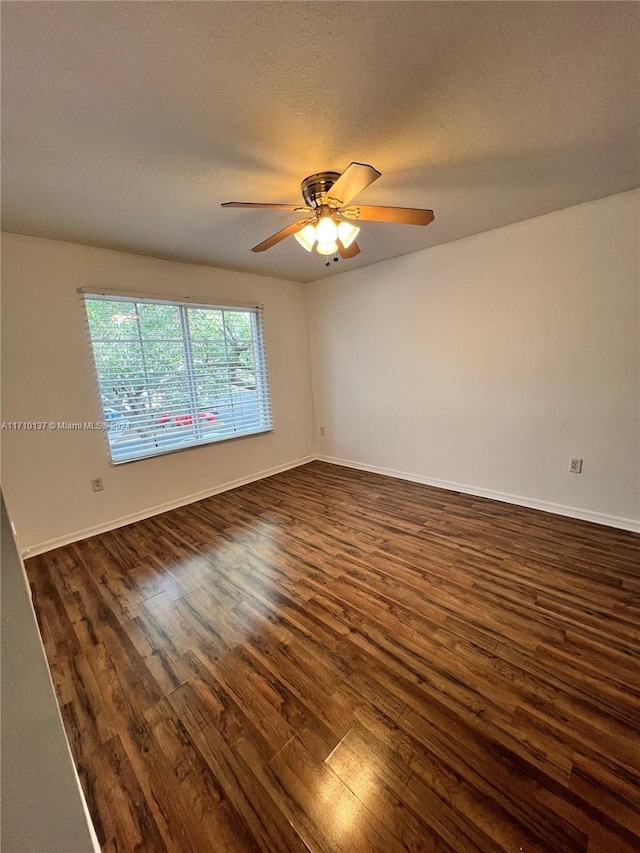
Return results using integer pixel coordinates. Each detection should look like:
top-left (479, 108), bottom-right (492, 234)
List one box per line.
top-left (223, 162), bottom-right (434, 258)
top-left (337, 220), bottom-right (360, 249)
top-left (316, 240), bottom-right (338, 256)
top-left (315, 215), bottom-right (339, 245)
top-left (294, 223), bottom-right (316, 252)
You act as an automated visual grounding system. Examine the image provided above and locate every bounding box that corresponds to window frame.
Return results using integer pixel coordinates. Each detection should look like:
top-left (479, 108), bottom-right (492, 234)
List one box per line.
top-left (79, 287), bottom-right (273, 465)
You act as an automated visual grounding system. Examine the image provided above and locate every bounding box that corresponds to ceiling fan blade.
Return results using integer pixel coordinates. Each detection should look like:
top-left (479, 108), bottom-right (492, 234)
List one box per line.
top-left (251, 218), bottom-right (312, 253)
top-left (222, 202), bottom-right (311, 211)
top-left (327, 162), bottom-right (381, 207)
top-left (337, 238), bottom-right (361, 259)
top-left (342, 205), bottom-right (434, 226)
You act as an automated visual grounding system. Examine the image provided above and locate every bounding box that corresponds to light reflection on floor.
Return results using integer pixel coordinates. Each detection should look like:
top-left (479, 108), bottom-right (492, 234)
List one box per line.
top-left (158, 516), bottom-right (286, 626)
top-left (322, 740), bottom-right (379, 836)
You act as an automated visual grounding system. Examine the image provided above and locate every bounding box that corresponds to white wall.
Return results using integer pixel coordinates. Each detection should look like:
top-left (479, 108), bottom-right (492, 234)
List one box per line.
top-left (1, 495), bottom-right (99, 852)
top-left (308, 191), bottom-right (640, 529)
top-left (1, 234), bottom-right (314, 552)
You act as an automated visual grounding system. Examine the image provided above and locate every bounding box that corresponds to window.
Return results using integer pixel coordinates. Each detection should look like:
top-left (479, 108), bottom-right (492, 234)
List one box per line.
top-left (82, 290), bottom-right (272, 464)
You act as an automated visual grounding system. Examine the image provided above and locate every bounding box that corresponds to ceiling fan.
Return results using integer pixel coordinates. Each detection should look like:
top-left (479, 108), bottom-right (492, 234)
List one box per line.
top-left (222, 162), bottom-right (434, 263)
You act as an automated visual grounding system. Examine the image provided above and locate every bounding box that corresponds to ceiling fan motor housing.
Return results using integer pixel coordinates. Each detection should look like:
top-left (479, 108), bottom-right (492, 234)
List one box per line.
top-left (301, 172), bottom-right (341, 209)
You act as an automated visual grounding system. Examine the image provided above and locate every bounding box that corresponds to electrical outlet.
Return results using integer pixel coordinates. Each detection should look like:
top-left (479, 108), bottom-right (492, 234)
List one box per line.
top-left (569, 458), bottom-right (583, 474)
top-left (320, 426), bottom-right (326, 437)
top-left (91, 478), bottom-right (104, 492)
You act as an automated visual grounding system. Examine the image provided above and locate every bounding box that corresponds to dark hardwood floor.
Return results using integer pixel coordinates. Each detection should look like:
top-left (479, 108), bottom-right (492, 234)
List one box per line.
top-left (26, 461), bottom-right (640, 852)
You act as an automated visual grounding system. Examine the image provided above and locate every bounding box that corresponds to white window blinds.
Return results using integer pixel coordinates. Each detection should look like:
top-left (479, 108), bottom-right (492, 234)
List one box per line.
top-left (82, 291), bottom-right (273, 464)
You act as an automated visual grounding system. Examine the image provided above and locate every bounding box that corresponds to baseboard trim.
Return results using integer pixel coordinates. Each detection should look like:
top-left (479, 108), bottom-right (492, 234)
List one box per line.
top-left (316, 455), bottom-right (640, 533)
top-left (21, 455), bottom-right (316, 557)
top-left (21, 452), bottom-right (639, 556)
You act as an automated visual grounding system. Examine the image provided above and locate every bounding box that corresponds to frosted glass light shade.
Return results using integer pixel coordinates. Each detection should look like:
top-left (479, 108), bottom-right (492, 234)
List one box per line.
top-left (337, 221), bottom-right (360, 248)
top-left (294, 224), bottom-right (316, 252)
top-left (315, 216), bottom-right (338, 244)
top-left (316, 241), bottom-right (338, 256)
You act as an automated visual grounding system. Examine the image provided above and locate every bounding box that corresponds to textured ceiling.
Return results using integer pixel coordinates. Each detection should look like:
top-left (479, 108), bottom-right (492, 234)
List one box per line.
top-left (2, 2), bottom-right (639, 282)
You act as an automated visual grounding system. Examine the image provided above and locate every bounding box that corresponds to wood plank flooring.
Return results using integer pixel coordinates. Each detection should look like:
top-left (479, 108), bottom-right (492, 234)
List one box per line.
top-left (26, 461), bottom-right (640, 852)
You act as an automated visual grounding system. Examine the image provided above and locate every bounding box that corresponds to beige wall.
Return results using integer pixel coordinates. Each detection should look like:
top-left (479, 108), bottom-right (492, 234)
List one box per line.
top-left (1, 234), bottom-right (314, 552)
top-left (308, 191), bottom-right (640, 529)
top-left (2, 191), bottom-right (639, 549)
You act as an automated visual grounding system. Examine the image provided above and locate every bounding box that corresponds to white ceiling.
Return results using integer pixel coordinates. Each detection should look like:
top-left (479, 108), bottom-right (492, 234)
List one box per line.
top-left (2, 2), bottom-right (639, 283)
